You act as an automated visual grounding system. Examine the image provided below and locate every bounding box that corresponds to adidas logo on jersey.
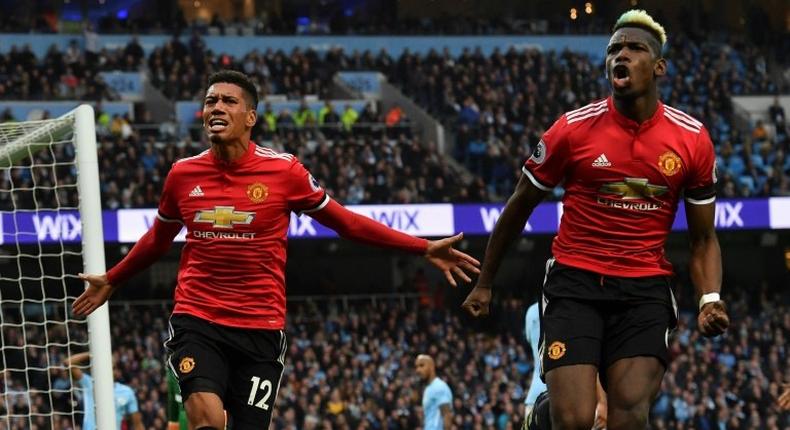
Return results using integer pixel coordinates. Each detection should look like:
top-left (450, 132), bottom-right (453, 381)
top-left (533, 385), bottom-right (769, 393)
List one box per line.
top-left (592, 154), bottom-right (612, 167)
top-left (189, 185), bottom-right (204, 197)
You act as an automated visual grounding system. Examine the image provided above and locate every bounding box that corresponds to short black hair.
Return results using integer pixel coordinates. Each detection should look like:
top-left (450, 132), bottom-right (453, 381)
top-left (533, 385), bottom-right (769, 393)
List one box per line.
top-left (206, 70), bottom-right (258, 110)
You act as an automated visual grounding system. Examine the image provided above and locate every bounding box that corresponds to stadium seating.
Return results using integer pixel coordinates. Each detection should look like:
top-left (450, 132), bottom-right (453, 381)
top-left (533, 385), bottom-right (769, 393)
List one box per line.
top-left (0, 33), bottom-right (786, 202)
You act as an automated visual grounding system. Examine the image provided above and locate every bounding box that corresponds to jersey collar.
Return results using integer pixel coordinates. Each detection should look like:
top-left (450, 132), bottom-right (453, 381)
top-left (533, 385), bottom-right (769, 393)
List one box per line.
top-left (607, 96), bottom-right (664, 131)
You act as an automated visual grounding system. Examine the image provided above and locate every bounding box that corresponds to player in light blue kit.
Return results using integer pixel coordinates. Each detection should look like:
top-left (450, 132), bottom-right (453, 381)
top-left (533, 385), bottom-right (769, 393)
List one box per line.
top-left (415, 354), bottom-right (453, 430)
top-left (524, 302), bottom-right (547, 416)
top-left (65, 352), bottom-right (144, 430)
top-left (523, 303), bottom-right (608, 430)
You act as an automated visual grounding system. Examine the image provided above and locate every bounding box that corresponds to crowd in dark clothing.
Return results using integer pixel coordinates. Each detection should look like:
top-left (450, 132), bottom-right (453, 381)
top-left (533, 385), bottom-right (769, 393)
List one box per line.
top-left (0, 122), bottom-right (471, 212)
top-left (0, 33), bottom-right (787, 205)
top-left (0, 38), bottom-right (143, 101)
top-left (1, 285), bottom-right (787, 429)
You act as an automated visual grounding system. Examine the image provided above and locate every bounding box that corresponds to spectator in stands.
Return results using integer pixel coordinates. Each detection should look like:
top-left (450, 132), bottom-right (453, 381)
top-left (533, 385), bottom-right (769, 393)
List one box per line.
top-left (294, 100), bottom-right (316, 128)
top-left (319, 100), bottom-right (342, 138)
top-left (257, 102), bottom-right (276, 137)
top-left (458, 96), bottom-right (480, 127)
top-left (341, 103), bottom-right (359, 131)
top-left (753, 119), bottom-right (769, 143)
top-left (354, 102), bottom-right (379, 136)
top-left (109, 114), bottom-right (133, 139)
top-left (124, 36), bottom-right (145, 65)
top-left (385, 103), bottom-right (405, 127)
top-left (276, 108), bottom-right (295, 130)
top-left (769, 96), bottom-right (786, 133)
top-left (318, 100), bottom-right (337, 125)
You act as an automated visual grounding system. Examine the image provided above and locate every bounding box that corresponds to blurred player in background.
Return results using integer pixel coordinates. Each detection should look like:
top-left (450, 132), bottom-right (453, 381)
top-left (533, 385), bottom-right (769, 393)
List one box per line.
top-left (64, 352), bottom-right (144, 430)
top-left (73, 70), bottom-right (479, 430)
top-left (167, 366), bottom-right (188, 430)
top-left (523, 303), bottom-right (607, 430)
top-left (415, 354), bottom-right (453, 430)
top-left (523, 302), bottom-right (547, 417)
top-left (462, 9), bottom-right (729, 430)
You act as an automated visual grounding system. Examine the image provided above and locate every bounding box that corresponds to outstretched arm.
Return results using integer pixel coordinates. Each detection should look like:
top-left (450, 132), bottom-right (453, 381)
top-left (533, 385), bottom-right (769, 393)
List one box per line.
top-left (73, 217), bottom-right (181, 316)
top-left (462, 175), bottom-right (546, 316)
top-left (64, 351), bottom-right (91, 381)
top-left (685, 201), bottom-right (728, 337)
top-left (310, 199), bottom-right (429, 253)
top-left (310, 199), bottom-right (479, 286)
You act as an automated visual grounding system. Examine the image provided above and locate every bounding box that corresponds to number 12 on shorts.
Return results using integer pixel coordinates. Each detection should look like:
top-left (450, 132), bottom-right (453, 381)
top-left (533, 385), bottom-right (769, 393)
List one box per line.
top-left (248, 376), bottom-right (273, 410)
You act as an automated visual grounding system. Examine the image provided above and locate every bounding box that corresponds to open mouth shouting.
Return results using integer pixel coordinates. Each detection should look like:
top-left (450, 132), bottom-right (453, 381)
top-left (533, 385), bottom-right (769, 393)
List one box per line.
top-left (612, 64), bottom-right (631, 89)
top-left (208, 118), bottom-right (229, 132)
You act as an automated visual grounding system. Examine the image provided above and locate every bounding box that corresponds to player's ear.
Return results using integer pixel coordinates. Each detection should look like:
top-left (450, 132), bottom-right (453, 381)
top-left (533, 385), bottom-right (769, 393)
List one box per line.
top-left (654, 57), bottom-right (667, 78)
top-left (246, 107), bottom-right (257, 128)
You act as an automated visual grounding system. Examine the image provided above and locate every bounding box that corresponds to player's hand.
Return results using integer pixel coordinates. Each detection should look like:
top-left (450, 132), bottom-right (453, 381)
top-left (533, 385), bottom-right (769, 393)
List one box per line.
top-left (697, 300), bottom-right (729, 337)
top-left (72, 273), bottom-right (116, 317)
top-left (425, 233), bottom-right (480, 287)
top-left (461, 284), bottom-right (492, 317)
top-left (593, 400), bottom-right (608, 429)
top-left (778, 383), bottom-right (790, 411)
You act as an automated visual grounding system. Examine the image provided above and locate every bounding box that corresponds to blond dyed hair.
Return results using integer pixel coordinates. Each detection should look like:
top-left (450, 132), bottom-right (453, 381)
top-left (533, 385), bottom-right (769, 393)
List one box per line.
top-left (613, 9), bottom-right (667, 50)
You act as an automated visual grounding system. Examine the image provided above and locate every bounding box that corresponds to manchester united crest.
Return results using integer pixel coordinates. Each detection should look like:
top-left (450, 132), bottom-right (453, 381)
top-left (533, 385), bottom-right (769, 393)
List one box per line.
top-left (547, 341), bottom-right (566, 360)
top-left (247, 182), bottom-right (269, 203)
top-left (179, 357), bottom-right (195, 374)
top-left (658, 151), bottom-right (682, 177)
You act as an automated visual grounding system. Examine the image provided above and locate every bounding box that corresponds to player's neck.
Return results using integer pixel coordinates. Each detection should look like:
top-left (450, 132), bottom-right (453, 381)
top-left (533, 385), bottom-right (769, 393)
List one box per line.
top-left (612, 91), bottom-right (659, 124)
top-left (210, 139), bottom-right (249, 163)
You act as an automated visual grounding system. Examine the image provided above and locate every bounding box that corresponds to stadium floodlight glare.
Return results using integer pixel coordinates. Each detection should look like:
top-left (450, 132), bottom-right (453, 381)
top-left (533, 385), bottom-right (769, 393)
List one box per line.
top-left (0, 105), bottom-right (116, 430)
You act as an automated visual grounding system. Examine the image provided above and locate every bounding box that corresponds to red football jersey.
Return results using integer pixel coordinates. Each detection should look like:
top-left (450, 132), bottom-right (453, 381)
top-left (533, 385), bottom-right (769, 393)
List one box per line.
top-left (158, 143), bottom-right (328, 329)
top-left (523, 97), bottom-right (717, 277)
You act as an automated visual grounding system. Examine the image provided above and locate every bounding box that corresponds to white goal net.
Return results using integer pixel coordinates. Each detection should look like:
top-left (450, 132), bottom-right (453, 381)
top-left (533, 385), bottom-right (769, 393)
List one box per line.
top-left (0, 106), bottom-right (115, 430)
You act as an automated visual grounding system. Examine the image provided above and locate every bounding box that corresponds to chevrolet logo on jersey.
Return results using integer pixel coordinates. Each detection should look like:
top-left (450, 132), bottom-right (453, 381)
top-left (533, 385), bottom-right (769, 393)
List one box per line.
top-left (194, 206), bottom-right (255, 229)
top-left (599, 178), bottom-right (668, 200)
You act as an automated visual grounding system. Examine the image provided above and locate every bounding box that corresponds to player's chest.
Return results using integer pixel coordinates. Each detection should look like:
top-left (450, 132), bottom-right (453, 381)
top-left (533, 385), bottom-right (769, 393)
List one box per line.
top-left (177, 170), bottom-right (288, 230)
top-left (569, 129), bottom-right (690, 191)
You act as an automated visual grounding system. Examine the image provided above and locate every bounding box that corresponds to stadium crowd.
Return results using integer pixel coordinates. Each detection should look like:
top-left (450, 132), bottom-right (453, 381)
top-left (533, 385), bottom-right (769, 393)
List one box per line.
top-left (1, 283), bottom-right (787, 429)
top-left (0, 39), bottom-right (142, 101)
top-left (0, 34), bottom-right (788, 208)
top-left (0, 116), bottom-right (472, 212)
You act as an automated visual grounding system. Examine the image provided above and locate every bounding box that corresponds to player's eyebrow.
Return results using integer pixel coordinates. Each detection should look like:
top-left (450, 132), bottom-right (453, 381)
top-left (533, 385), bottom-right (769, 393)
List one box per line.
top-left (204, 94), bottom-right (239, 101)
top-left (607, 40), bottom-right (649, 52)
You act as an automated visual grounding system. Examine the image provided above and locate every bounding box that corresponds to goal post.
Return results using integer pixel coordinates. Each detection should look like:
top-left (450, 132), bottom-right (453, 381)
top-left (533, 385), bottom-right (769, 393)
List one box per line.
top-left (0, 104), bottom-right (116, 430)
top-left (74, 105), bottom-right (116, 430)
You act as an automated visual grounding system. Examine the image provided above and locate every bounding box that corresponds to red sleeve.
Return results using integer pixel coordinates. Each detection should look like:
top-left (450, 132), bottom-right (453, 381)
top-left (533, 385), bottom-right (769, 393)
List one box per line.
top-left (309, 200), bottom-right (429, 254)
top-left (106, 218), bottom-right (181, 285)
top-left (158, 165), bottom-right (181, 222)
top-left (287, 159), bottom-right (330, 214)
top-left (684, 127), bottom-right (717, 205)
top-left (522, 115), bottom-right (571, 190)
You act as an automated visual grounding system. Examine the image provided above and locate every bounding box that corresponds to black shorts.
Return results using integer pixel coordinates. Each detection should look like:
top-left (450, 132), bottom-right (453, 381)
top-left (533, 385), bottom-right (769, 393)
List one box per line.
top-left (539, 259), bottom-right (677, 387)
top-left (165, 313), bottom-right (287, 429)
